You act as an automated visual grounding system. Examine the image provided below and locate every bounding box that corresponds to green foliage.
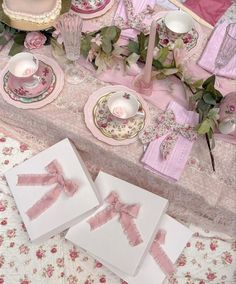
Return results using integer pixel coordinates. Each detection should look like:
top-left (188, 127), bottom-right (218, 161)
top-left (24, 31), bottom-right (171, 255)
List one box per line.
top-left (13, 32), bottom-right (26, 45)
top-left (128, 40), bottom-right (139, 54)
top-left (8, 42), bottom-right (24, 56)
top-left (0, 22), bottom-right (4, 34)
top-left (193, 75), bottom-right (223, 147)
top-left (81, 35), bottom-right (92, 57)
top-left (100, 26), bottom-right (121, 54)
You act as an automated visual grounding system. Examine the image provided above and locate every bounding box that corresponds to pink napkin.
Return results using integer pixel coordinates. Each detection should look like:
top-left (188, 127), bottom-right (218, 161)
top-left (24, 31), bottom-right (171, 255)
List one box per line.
top-left (184, 0), bottom-right (232, 26)
top-left (198, 21), bottom-right (236, 79)
top-left (141, 101), bottom-right (199, 181)
top-left (113, 0), bottom-right (156, 39)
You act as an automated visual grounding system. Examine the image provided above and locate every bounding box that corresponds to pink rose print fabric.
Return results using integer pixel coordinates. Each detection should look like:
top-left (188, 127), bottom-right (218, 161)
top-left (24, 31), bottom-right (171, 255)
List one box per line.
top-left (0, 131), bottom-right (235, 284)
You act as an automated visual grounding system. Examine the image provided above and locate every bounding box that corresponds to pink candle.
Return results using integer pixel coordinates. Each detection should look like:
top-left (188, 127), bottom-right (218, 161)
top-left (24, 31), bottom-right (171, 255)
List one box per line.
top-left (143, 20), bottom-right (157, 86)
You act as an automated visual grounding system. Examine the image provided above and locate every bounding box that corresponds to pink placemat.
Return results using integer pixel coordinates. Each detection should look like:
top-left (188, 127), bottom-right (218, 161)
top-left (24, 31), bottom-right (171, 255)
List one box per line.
top-left (0, 54), bottom-right (64, 109)
top-left (84, 85), bottom-right (151, 145)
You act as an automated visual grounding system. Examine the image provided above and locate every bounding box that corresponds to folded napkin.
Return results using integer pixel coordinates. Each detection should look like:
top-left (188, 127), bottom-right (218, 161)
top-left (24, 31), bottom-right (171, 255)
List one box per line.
top-left (198, 21), bottom-right (236, 79)
top-left (184, 0), bottom-right (232, 26)
top-left (141, 101), bottom-right (199, 181)
top-left (113, 0), bottom-right (156, 39)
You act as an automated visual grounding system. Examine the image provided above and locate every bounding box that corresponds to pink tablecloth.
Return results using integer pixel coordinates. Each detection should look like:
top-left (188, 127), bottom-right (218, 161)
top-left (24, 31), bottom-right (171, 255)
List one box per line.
top-left (0, 126), bottom-right (235, 284)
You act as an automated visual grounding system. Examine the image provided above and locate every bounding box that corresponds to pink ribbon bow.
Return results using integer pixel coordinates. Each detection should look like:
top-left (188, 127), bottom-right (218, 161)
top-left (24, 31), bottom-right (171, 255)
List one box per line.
top-left (139, 110), bottom-right (197, 159)
top-left (149, 229), bottom-right (175, 276)
top-left (87, 191), bottom-right (143, 246)
top-left (17, 159), bottom-right (79, 220)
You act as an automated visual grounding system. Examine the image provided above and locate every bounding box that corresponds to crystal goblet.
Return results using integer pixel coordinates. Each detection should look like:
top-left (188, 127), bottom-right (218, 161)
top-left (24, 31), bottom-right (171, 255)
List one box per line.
top-left (215, 23), bottom-right (236, 69)
top-left (56, 12), bottom-right (85, 84)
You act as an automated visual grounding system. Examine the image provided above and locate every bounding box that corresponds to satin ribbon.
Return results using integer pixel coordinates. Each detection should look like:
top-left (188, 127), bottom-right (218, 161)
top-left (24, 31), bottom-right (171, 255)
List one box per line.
top-left (139, 110), bottom-right (197, 159)
top-left (17, 159), bottom-right (79, 220)
top-left (149, 229), bottom-right (175, 276)
top-left (87, 191), bottom-right (143, 247)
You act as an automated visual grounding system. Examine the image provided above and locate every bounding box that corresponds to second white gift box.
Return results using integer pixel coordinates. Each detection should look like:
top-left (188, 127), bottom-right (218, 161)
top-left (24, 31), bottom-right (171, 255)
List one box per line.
top-left (66, 171), bottom-right (169, 276)
top-left (5, 138), bottom-right (101, 243)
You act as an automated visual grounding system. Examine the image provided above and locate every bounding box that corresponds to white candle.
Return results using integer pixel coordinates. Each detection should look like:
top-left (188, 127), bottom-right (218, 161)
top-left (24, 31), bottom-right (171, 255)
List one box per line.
top-left (143, 20), bottom-right (157, 86)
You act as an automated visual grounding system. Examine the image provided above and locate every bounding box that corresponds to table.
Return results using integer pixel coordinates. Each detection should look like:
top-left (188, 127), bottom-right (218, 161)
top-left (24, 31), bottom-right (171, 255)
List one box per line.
top-left (0, 4), bottom-right (235, 238)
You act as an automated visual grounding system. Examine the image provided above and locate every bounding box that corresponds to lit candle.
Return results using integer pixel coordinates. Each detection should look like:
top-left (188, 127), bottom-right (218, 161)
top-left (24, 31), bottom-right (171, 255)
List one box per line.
top-left (142, 20), bottom-right (157, 86)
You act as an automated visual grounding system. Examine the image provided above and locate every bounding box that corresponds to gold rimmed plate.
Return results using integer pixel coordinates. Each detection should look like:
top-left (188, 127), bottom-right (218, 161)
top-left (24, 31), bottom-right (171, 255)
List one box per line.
top-left (93, 93), bottom-right (145, 141)
top-left (84, 85), bottom-right (151, 146)
top-left (0, 0), bottom-right (71, 31)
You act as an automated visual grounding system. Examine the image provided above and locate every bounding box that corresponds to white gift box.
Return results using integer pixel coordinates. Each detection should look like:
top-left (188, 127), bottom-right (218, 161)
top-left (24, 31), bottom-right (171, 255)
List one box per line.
top-left (66, 171), bottom-right (169, 276)
top-left (97, 214), bottom-right (192, 284)
top-left (5, 138), bottom-right (101, 243)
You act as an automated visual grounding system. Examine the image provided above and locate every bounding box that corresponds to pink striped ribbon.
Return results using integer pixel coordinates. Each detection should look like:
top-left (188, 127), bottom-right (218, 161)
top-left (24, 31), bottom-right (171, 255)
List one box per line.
top-left (17, 159), bottom-right (79, 220)
top-left (149, 229), bottom-right (175, 276)
top-left (87, 191), bottom-right (143, 246)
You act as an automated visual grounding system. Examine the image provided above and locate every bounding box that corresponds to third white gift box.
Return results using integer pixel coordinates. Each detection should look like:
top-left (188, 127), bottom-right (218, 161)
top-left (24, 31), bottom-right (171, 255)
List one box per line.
top-left (66, 171), bottom-right (169, 276)
top-left (5, 138), bottom-right (101, 243)
top-left (98, 214), bottom-right (193, 284)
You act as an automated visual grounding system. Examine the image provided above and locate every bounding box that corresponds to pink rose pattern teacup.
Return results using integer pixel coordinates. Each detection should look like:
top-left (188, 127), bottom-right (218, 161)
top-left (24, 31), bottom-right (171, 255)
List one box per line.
top-left (7, 52), bottom-right (41, 90)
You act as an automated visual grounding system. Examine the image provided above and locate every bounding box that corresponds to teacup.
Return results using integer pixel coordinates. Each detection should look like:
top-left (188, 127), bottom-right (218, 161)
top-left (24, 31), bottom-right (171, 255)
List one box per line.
top-left (8, 52), bottom-right (40, 89)
top-left (218, 92), bottom-right (236, 137)
top-left (107, 92), bottom-right (140, 119)
top-left (164, 11), bottom-right (194, 40)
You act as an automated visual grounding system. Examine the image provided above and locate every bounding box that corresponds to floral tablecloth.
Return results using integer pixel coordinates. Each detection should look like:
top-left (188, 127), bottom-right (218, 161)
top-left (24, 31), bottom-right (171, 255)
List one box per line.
top-left (0, 127), bottom-right (236, 284)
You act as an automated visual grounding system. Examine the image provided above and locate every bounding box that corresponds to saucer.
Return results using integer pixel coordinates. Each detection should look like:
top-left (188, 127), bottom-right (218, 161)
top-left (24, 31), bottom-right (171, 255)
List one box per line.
top-left (7, 61), bottom-right (53, 98)
top-left (71, 0), bottom-right (114, 19)
top-left (0, 54), bottom-right (64, 109)
top-left (84, 85), bottom-right (150, 146)
top-left (3, 70), bottom-right (56, 103)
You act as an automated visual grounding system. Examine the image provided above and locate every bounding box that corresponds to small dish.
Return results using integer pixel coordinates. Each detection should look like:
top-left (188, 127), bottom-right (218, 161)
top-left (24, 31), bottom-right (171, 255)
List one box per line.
top-left (94, 93), bottom-right (145, 141)
top-left (7, 60), bottom-right (53, 98)
top-left (71, 0), bottom-right (114, 19)
top-left (164, 11), bottom-right (194, 38)
top-left (4, 67), bottom-right (56, 103)
top-left (107, 91), bottom-right (140, 119)
top-left (0, 54), bottom-right (64, 109)
top-left (84, 85), bottom-right (150, 145)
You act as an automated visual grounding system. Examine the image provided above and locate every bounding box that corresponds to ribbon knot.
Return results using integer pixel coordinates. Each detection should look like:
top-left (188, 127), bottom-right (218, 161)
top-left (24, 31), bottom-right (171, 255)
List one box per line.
top-left (149, 229), bottom-right (175, 276)
top-left (88, 192), bottom-right (143, 247)
top-left (17, 159), bottom-right (79, 220)
top-left (139, 110), bottom-right (197, 159)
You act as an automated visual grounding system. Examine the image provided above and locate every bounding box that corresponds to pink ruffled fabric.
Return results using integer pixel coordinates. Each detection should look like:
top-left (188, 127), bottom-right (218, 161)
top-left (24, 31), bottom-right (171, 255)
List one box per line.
top-left (184, 0), bottom-right (232, 26)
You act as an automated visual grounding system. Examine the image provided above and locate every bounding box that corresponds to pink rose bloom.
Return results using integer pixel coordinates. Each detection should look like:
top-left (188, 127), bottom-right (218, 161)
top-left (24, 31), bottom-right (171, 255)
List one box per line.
top-left (24, 32), bottom-right (47, 49)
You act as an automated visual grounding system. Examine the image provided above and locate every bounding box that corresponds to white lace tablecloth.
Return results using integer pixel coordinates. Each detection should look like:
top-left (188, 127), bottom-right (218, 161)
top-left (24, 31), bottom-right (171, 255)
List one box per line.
top-left (0, 126), bottom-right (235, 284)
top-left (0, 3), bottom-right (235, 239)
